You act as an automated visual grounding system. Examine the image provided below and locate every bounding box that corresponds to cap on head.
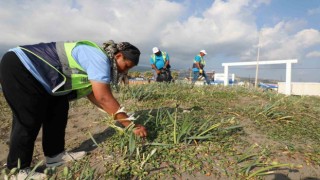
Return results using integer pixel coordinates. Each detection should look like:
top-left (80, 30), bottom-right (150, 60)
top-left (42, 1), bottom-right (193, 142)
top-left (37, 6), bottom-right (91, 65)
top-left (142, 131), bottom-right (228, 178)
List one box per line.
top-left (200, 50), bottom-right (207, 55)
top-left (152, 47), bottom-right (160, 54)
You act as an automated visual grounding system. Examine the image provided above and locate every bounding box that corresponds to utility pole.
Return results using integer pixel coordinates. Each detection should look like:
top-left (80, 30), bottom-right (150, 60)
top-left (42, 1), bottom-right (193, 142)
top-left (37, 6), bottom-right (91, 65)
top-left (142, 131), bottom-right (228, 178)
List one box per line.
top-left (255, 31), bottom-right (261, 88)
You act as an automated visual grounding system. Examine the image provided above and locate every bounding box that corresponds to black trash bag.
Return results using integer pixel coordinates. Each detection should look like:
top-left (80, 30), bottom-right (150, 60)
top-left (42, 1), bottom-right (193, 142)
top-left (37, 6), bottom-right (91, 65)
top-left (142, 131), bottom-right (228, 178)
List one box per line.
top-left (156, 69), bottom-right (172, 82)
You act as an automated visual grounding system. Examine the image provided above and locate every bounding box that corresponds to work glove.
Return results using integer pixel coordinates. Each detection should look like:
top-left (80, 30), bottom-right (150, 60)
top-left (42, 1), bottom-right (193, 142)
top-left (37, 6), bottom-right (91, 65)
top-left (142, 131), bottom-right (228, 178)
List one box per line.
top-left (199, 69), bottom-right (203, 74)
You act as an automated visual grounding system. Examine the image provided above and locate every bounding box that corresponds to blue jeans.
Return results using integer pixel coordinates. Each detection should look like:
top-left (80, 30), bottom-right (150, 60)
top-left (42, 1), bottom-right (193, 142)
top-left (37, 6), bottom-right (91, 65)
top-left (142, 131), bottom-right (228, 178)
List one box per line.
top-left (192, 71), bottom-right (211, 85)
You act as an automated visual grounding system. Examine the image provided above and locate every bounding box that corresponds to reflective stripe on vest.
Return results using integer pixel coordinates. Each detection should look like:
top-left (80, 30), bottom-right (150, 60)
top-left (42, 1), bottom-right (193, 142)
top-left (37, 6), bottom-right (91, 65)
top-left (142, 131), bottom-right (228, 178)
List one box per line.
top-left (193, 54), bottom-right (206, 69)
top-left (151, 52), bottom-right (167, 64)
top-left (59, 40), bottom-right (104, 99)
top-left (20, 40), bottom-right (105, 99)
top-left (193, 54), bottom-right (205, 65)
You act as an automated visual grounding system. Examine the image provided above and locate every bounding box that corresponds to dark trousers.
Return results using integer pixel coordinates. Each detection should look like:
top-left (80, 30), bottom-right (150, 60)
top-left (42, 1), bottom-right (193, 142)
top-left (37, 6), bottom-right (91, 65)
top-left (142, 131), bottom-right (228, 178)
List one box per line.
top-left (0, 52), bottom-right (69, 169)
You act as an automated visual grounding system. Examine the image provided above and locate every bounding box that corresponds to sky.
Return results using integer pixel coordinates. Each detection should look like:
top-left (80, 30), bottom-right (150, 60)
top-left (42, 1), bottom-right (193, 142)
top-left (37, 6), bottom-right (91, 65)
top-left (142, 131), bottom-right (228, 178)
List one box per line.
top-left (0, 0), bottom-right (319, 82)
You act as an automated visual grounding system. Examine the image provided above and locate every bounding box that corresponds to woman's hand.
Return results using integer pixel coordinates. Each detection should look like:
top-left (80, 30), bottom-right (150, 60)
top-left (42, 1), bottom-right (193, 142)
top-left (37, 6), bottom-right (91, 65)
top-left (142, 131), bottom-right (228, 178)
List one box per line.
top-left (89, 82), bottom-right (147, 138)
top-left (133, 124), bottom-right (147, 138)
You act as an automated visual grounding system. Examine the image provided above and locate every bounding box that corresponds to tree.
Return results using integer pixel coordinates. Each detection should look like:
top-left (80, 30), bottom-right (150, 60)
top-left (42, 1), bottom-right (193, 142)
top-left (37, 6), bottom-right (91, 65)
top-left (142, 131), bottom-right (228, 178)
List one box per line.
top-left (128, 71), bottom-right (141, 78)
top-left (143, 71), bottom-right (154, 83)
top-left (171, 71), bottom-right (179, 80)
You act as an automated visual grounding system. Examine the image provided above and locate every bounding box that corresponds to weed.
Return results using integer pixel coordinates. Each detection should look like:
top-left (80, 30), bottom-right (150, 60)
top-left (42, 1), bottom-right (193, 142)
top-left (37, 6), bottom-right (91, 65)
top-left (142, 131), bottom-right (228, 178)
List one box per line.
top-left (1, 83), bottom-right (319, 179)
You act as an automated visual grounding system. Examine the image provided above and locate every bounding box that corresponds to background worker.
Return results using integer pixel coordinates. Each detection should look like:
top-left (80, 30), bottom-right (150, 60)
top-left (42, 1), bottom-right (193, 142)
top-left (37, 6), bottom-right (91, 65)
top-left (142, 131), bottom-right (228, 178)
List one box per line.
top-left (0, 40), bottom-right (147, 179)
top-left (192, 50), bottom-right (211, 85)
top-left (150, 47), bottom-right (172, 82)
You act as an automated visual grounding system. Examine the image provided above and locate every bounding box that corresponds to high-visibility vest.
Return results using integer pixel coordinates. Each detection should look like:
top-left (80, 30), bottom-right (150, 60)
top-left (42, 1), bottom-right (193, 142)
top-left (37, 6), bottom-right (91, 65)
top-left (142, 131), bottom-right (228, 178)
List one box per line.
top-left (19, 40), bottom-right (105, 99)
top-left (193, 54), bottom-right (205, 69)
top-left (151, 51), bottom-right (167, 64)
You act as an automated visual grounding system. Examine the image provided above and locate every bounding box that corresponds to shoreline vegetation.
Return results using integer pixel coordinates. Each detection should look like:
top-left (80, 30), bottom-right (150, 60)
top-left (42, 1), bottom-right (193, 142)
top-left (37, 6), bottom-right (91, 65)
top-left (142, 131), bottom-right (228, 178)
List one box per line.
top-left (1, 83), bottom-right (320, 179)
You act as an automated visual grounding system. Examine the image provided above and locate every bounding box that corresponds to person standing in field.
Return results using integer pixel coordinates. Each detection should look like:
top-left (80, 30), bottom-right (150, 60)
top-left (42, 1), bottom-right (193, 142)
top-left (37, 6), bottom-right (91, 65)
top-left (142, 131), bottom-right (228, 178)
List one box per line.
top-left (192, 50), bottom-right (211, 85)
top-left (0, 40), bottom-right (147, 179)
top-left (149, 47), bottom-right (172, 82)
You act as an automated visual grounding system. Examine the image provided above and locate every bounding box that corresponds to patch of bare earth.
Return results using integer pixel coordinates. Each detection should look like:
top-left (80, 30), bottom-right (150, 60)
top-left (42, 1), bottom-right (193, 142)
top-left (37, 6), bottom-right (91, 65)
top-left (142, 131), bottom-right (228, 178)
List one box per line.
top-left (235, 96), bottom-right (320, 180)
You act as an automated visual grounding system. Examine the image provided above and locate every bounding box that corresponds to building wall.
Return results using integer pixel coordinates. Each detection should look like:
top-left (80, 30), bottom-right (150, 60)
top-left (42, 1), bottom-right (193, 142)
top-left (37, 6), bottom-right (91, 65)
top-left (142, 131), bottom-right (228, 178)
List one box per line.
top-left (278, 82), bottom-right (320, 96)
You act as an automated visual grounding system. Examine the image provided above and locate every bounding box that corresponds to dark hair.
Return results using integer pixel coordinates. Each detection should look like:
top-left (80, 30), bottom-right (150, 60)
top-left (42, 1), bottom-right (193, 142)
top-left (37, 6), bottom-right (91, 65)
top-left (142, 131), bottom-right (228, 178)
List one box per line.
top-left (103, 40), bottom-right (140, 65)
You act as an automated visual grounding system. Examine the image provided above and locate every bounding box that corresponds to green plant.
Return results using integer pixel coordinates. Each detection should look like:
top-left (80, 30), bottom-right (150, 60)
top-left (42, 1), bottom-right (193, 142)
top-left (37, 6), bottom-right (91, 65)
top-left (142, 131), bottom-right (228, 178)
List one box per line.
top-left (237, 144), bottom-right (301, 179)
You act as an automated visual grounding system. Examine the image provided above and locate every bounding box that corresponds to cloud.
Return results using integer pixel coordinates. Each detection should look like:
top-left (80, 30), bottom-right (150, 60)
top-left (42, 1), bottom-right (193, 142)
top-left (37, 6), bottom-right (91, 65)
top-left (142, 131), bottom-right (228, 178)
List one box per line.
top-left (160, 0), bottom-right (261, 62)
top-left (306, 51), bottom-right (320, 58)
top-left (0, 0), bottom-right (263, 66)
top-left (258, 21), bottom-right (320, 61)
top-left (0, 0), bottom-right (183, 46)
top-left (0, 0), bottom-right (318, 82)
top-left (308, 6), bottom-right (320, 15)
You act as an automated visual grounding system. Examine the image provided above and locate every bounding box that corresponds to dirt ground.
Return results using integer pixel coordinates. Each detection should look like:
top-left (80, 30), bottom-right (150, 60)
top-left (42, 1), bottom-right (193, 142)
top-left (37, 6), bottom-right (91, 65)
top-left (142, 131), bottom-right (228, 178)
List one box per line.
top-left (1, 99), bottom-right (320, 179)
top-left (0, 102), bottom-right (109, 174)
top-left (239, 117), bottom-right (320, 180)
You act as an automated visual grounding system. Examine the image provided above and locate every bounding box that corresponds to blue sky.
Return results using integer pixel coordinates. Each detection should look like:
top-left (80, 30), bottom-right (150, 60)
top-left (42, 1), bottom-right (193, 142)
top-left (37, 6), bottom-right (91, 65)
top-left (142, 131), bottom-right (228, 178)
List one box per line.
top-left (255, 0), bottom-right (320, 29)
top-left (0, 0), bottom-right (319, 82)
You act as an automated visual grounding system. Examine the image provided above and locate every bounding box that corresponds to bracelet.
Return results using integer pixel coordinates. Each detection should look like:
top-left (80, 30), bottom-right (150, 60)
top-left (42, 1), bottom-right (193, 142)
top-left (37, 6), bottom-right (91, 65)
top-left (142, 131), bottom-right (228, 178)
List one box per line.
top-left (113, 106), bottom-right (138, 121)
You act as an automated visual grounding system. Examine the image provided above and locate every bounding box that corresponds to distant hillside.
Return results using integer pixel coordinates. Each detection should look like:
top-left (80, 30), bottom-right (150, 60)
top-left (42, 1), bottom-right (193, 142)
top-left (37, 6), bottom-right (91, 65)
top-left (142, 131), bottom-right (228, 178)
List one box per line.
top-left (130, 65), bottom-right (151, 72)
top-left (129, 67), bottom-right (280, 83)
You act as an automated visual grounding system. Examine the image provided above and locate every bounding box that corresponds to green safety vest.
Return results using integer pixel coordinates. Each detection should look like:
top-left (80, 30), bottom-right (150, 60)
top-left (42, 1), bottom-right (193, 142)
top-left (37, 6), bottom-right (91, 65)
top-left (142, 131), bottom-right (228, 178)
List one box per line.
top-left (151, 52), bottom-right (167, 64)
top-left (193, 54), bottom-right (206, 69)
top-left (63, 41), bottom-right (104, 99)
top-left (20, 40), bottom-right (105, 99)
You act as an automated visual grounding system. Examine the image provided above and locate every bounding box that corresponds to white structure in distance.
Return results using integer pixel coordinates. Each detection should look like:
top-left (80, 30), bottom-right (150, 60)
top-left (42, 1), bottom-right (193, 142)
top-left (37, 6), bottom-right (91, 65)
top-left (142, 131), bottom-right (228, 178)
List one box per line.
top-left (222, 59), bottom-right (298, 95)
top-left (213, 73), bottom-right (235, 85)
